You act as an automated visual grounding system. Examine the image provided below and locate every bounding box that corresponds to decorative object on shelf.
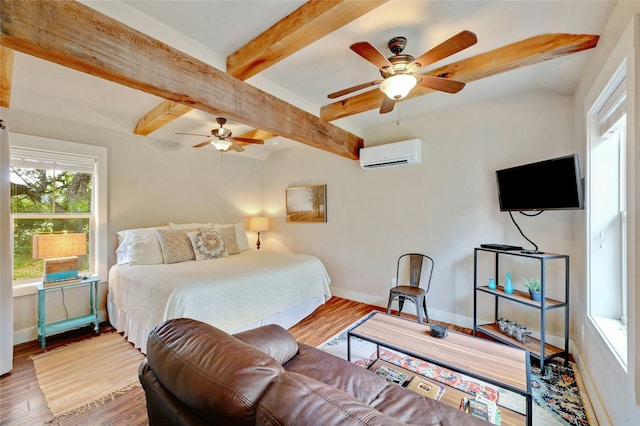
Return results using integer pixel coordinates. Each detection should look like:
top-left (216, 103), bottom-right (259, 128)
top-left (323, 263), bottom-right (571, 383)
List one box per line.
top-left (487, 277), bottom-right (497, 290)
top-left (248, 216), bottom-right (269, 250)
top-left (503, 272), bottom-right (514, 294)
top-left (286, 184), bottom-right (327, 223)
top-left (515, 325), bottom-right (532, 343)
top-left (523, 277), bottom-right (542, 301)
top-left (32, 233), bottom-right (87, 285)
top-left (497, 317), bottom-right (509, 333)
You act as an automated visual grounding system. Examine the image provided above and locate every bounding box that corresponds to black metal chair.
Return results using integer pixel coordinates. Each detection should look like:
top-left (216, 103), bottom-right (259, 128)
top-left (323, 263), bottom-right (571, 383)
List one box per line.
top-left (386, 253), bottom-right (434, 323)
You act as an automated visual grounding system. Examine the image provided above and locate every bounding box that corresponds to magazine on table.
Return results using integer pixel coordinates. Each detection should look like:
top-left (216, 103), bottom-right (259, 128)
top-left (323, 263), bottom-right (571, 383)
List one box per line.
top-left (459, 395), bottom-right (501, 425)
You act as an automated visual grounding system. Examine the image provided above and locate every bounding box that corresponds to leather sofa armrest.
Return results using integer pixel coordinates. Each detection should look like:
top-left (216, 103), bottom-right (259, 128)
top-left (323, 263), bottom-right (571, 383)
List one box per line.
top-left (139, 359), bottom-right (209, 426)
top-left (234, 324), bottom-right (299, 364)
top-left (146, 318), bottom-right (284, 425)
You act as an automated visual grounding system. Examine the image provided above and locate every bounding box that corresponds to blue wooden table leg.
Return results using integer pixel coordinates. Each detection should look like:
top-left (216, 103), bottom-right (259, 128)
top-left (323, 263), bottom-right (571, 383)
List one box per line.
top-left (37, 287), bottom-right (46, 348)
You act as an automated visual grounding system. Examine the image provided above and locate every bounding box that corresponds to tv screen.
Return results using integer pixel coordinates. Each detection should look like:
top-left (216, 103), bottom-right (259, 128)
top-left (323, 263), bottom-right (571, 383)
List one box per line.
top-left (496, 154), bottom-right (584, 211)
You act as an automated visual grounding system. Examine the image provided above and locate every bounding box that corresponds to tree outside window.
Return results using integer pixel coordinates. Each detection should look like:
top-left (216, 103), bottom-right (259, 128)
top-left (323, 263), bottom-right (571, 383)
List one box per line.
top-left (11, 163), bottom-right (93, 281)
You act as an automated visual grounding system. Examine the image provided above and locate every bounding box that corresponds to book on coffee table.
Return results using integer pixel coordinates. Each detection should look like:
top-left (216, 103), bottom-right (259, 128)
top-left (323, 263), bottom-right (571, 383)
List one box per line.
top-left (406, 376), bottom-right (446, 400)
top-left (369, 360), bottom-right (411, 385)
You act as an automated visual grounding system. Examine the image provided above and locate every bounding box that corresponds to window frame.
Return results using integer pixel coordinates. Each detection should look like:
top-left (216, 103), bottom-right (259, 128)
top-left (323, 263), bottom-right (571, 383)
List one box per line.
top-left (586, 62), bottom-right (628, 369)
top-left (9, 133), bottom-right (107, 290)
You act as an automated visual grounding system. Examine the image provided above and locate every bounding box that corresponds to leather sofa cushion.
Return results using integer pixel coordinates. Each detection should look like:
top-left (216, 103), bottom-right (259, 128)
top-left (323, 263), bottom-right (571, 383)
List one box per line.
top-left (286, 343), bottom-right (486, 425)
top-left (146, 318), bottom-right (284, 425)
top-left (255, 372), bottom-right (407, 426)
top-left (283, 343), bottom-right (389, 404)
top-left (234, 324), bottom-right (299, 364)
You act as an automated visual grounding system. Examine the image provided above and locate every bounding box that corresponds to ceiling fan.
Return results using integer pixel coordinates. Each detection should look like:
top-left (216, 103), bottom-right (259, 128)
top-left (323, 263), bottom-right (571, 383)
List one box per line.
top-left (176, 117), bottom-right (265, 152)
top-left (328, 31), bottom-right (477, 114)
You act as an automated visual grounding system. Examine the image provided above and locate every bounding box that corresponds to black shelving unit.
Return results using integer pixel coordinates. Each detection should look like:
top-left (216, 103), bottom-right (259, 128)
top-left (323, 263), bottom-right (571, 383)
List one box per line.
top-left (473, 247), bottom-right (569, 370)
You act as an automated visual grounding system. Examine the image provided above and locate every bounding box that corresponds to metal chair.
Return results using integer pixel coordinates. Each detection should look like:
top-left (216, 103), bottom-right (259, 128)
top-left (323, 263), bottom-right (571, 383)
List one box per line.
top-left (386, 253), bottom-right (434, 323)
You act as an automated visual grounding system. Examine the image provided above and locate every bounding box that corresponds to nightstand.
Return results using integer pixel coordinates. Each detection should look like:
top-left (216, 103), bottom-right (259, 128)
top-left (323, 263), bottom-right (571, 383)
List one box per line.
top-left (36, 276), bottom-right (101, 348)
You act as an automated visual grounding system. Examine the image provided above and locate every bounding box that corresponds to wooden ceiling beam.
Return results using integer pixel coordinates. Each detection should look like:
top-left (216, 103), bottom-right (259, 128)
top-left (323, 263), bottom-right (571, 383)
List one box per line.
top-left (133, 100), bottom-right (193, 136)
top-left (320, 33), bottom-right (599, 122)
top-left (1, 0), bottom-right (362, 159)
top-left (0, 46), bottom-right (14, 108)
top-left (227, 0), bottom-right (388, 80)
top-left (134, 0), bottom-right (387, 140)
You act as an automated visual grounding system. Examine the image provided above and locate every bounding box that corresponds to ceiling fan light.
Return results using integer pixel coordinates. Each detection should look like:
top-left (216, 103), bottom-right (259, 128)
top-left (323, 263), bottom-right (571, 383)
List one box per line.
top-left (211, 140), bottom-right (232, 151)
top-left (379, 74), bottom-right (417, 100)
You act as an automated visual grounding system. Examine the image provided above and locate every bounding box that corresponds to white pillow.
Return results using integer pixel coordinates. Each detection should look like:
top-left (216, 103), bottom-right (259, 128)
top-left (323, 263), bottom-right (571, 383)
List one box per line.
top-left (170, 222), bottom-right (213, 230)
top-left (116, 226), bottom-right (168, 265)
top-left (215, 222), bottom-right (250, 251)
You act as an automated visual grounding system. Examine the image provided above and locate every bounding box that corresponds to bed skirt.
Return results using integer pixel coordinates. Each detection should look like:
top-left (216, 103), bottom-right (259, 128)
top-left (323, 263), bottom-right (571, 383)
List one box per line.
top-left (107, 295), bottom-right (326, 353)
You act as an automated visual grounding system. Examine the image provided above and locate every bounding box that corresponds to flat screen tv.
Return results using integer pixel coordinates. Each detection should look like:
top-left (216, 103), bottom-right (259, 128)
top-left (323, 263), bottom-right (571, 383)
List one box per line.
top-left (496, 154), bottom-right (584, 212)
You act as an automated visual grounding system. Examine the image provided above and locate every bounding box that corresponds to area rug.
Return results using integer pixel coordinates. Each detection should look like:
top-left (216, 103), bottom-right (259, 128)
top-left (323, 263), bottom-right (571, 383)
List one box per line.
top-left (30, 333), bottom-right (144, 421)
top-left (318, 313), bottom-right (598, 426)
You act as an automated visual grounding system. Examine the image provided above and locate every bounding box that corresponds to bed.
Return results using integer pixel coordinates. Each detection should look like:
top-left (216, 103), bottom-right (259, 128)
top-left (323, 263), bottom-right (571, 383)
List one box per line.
top-left (107, 222), bottom-right (332, 352)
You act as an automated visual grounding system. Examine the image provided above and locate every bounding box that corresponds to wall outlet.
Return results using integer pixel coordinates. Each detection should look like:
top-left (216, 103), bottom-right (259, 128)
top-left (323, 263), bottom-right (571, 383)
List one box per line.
top-left (391, 277), bottom-right (397, 287)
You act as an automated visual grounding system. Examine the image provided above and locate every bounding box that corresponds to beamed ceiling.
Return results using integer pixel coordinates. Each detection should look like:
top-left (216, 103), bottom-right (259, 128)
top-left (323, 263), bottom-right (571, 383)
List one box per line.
top-left (0, 0), bottom-right (614, 160)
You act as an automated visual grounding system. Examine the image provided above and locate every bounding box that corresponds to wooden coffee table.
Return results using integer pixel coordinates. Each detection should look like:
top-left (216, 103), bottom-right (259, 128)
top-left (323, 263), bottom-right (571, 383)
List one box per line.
top-left (348, 312), bottom-right (532, 426)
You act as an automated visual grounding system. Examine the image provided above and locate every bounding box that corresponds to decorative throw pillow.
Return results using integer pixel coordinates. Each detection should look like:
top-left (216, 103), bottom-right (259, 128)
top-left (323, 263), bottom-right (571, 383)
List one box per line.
top-left (187, 230), bottom-right (226, 260)
top-left (156, 229), bottom-right (196, 264)
top-left (217, 226), bottom-right (240, 255)
top-left (215, 222), bottom-right (251, 251)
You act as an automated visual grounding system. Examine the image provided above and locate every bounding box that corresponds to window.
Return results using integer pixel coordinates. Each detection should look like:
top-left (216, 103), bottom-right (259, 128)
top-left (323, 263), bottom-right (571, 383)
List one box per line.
top-left (587, 64), bottom-right (628, 367)
top-left (9, 134), bottom-right (107, 286)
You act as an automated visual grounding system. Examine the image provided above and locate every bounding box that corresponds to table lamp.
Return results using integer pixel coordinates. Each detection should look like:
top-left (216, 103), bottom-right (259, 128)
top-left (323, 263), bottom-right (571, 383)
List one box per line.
top-left (32, 233), bottom-right (87, 284)
top-left (248, 216), bottom-right (269, 250)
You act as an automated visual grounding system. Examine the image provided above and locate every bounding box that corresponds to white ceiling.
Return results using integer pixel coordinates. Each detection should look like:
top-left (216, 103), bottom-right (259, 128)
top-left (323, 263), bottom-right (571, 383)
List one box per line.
top-left (8, 0), bottom-right (615, 160)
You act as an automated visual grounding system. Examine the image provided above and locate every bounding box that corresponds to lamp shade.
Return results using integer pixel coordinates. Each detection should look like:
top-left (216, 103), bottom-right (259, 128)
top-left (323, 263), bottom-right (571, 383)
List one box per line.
top-left (33, 233), bottom-right (87, 259)
top-left (211, 139), bottom-right (232, 151)
top-left (248, 216), bottom-right (269, 232)
top-left (379, 74), bottom-right (417, 100)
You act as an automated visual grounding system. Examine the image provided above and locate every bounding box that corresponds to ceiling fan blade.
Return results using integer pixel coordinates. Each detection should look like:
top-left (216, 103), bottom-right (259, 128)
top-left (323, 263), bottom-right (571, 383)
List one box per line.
top-left (328, 80), bottom-right (383, 99)
top-left (417, 75), bottom-right (465, 93)
top-left (176, 132), bottom-right (210, 137)
top-left (232, 137), bottom-right (265, 144)
top-left (228, 143), bottom-right (245, 152)
top-left (409, 30), bottom-right (477, 70)
top-left (350, 42), bottom-right (393, 69)
top-left (193, 140), bottom-right (212, 148)
top-left (379, 95), bottom-right (395, 114)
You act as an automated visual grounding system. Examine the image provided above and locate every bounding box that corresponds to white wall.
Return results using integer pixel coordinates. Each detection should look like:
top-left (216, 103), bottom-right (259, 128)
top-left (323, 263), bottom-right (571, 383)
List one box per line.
top-left (263, 90), bottom-right (580, 333)
top-left (572, 2), bottom-right (640, 424)
top-left (4, 108), bottom-right (265, 343)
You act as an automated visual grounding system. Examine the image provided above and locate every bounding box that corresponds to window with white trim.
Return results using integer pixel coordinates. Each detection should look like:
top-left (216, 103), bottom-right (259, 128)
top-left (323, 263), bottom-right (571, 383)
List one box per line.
top-left (588, 64), bottom-right (628, 368)
top-left (9, 135), bottom-right (107, 285)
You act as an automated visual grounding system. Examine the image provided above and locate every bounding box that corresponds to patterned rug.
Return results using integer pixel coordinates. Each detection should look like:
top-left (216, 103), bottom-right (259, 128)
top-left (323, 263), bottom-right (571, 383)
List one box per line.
top-left (318, 313), bottom-right (597, 426)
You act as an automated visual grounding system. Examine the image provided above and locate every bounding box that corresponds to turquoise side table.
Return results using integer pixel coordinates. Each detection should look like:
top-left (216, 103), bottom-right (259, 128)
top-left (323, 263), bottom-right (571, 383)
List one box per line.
top-left (36, 276), bottom-right (100, 349)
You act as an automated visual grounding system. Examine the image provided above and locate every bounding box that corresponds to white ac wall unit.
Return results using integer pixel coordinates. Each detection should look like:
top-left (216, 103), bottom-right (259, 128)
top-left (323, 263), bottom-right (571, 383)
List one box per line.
top-left (359, 138), bottom-right (422, 170)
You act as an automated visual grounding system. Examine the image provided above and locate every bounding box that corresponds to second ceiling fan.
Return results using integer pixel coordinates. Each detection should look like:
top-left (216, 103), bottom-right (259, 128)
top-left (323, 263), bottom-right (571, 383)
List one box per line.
top-left (328, 30), bottom-right (477, 114)
top-left (177, 117), bottom-right (265, 152)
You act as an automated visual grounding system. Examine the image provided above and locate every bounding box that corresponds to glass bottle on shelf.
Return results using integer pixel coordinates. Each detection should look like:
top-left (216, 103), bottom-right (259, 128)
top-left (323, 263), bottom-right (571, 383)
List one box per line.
top-left (504, 272), bottom-right (514, 294)
top-left (487, 277), bottom-right (497, 289)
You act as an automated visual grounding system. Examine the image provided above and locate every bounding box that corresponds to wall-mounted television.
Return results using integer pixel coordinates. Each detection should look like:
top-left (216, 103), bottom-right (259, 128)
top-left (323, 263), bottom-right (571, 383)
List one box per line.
top-left (496, 154), bottom-right (584, 212)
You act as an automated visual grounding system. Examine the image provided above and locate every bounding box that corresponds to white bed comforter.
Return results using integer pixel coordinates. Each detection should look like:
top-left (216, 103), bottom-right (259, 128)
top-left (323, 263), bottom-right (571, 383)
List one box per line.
top-left (108, 250), bottom-right (331, 342)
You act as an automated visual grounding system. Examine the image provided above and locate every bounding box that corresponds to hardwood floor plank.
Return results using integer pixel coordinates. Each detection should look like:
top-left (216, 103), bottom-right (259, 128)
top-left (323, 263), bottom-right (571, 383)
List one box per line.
top-left (0, 297), bottom-right (464, 425)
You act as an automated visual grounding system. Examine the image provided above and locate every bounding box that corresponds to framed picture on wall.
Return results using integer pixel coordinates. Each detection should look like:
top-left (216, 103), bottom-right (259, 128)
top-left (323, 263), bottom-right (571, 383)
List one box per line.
top-left (286, 184), bottom-right (327, 223)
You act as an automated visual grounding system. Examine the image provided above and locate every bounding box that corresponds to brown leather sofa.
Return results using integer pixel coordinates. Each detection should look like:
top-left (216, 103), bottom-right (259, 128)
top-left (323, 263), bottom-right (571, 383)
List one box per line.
top-left (139, 317), bottom-right (487, 425)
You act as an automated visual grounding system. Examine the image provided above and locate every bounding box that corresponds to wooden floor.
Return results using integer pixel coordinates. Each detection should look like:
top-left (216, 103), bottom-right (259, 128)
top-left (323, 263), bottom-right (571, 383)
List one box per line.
top-left (0, 297), bottom-right (464, 425)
